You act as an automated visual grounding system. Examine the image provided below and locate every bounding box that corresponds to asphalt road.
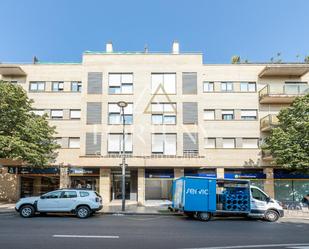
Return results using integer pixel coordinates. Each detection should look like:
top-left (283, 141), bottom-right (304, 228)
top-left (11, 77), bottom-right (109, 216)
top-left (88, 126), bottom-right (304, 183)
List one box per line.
top-left (0, 213), bottom-right (308, 249)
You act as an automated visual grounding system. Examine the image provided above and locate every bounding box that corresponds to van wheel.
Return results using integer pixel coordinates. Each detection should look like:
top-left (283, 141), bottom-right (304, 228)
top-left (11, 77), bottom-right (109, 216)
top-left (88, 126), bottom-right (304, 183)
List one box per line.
top-left (76, 206), bottom-right (90, 219)
top-left (265, 210), bottom-right (279, 222)
top-left (20, 205), bottom-right (35, 218)
top-left (197, 212), bottom-right (211, 221)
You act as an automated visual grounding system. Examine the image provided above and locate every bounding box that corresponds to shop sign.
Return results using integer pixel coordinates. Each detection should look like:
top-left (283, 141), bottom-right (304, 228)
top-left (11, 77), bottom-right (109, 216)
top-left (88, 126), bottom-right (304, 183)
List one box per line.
top-left (69, 167), bottom-right (100, 175)
top-left (17, 167), bottom-right (59, 175)
top-left (7, 167), bottom-right (17, 174)
top-left (224, 173), bottom-right (266, 179)
top-left (185, 173), bottom-right (216, 178)
top-left (145, 169), bottom-right (174, 179)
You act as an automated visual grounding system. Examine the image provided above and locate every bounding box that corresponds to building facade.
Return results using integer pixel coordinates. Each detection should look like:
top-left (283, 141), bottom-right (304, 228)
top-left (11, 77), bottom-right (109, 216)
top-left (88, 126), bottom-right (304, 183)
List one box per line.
top-left (1, 42), bottom-right (309, 205)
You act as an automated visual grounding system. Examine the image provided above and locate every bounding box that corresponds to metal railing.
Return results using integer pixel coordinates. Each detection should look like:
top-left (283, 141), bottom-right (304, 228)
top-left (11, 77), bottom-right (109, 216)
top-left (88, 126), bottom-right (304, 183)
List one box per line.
top-left (260, 114), bottom-right (279, 131)
top-left (259, 83), bottom-right (309, 99)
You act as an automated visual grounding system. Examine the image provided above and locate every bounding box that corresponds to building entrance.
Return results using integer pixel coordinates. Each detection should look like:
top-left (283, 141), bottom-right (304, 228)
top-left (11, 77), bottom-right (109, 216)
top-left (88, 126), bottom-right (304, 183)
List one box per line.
top-left (111, 170), bottom-right (137, 201)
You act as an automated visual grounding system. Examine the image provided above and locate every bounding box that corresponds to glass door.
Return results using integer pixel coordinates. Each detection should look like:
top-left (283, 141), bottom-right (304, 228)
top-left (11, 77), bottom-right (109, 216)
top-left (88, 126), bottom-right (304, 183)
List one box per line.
top-left (112, 173), bottom-right (130, 200)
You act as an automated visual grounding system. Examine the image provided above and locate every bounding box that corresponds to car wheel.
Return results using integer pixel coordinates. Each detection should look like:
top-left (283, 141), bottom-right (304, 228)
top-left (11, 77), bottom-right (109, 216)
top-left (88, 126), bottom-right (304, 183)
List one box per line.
top-left (20, 205), bottom-right (35, 218)
top-left (197, 212), bottom-right (212, 221)
top-left (265, 210), bottom-right (279, 222)
top-left (76, 206), bottom-right (90, 219)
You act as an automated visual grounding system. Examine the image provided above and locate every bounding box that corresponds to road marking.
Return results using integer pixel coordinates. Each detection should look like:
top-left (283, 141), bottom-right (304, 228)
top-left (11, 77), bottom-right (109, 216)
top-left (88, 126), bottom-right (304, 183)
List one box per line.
top-left (53, 235), bottom-right (119, 239)
top-left (182, 243), bottom-right (309, 249)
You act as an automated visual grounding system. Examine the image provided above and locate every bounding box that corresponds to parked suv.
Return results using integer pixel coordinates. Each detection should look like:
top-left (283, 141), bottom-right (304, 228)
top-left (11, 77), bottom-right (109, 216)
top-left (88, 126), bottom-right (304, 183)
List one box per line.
top-left (15, 189), bottom-right (103, 218)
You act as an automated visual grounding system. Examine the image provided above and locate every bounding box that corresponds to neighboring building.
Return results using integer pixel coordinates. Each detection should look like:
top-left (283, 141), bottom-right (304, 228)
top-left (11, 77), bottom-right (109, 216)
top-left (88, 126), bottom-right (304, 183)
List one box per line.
top-left (0, 42), bottom-right (309, 204)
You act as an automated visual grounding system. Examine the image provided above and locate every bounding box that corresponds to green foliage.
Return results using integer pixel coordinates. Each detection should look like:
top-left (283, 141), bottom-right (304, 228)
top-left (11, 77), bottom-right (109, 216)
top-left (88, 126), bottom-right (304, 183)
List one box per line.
top-left (264, 94), bottom-right (309, 172)
top-left (0, 81), bottom-right (60, 166)
top-left (231, 55), bottom-right (240, 64)
top-left (305, 56), bottom-right (309, 63)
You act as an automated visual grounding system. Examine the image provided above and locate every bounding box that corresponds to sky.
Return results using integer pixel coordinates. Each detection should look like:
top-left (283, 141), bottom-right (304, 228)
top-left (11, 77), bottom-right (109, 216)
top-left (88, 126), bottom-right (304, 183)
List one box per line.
top-left (0, 0), bottom-right (309, 64)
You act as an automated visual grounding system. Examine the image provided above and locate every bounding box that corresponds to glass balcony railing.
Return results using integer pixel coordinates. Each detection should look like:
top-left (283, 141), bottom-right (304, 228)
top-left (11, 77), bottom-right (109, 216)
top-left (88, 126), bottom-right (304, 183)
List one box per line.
top-left (259, 83), bottom-right (309, 103)
top-left (260, 114), bottom-right (279, 131)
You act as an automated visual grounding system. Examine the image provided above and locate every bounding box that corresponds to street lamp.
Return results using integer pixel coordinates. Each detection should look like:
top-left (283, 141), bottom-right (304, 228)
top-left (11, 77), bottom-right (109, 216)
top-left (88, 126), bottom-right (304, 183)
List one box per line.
top-left (117, 101), bottom-right (128, 211)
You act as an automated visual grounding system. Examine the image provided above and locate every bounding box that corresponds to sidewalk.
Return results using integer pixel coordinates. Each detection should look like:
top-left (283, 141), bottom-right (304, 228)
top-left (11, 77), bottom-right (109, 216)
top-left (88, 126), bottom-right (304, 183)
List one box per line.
top-left (1, 201), bottom-right (308, 218)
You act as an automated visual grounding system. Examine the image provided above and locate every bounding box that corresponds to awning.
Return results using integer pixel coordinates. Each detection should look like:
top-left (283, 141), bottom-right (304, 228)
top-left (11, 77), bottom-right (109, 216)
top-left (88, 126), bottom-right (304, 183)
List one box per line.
top-left (259, 65), bottom-right (309, 78)
top-left (0, 65), bottom-right (26, 76)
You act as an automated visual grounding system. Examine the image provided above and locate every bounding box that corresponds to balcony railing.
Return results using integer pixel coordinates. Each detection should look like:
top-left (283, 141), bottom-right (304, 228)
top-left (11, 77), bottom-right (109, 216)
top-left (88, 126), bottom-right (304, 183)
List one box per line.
top-left (260, 114), bottom-right (279, 132)
top-left (259, 83), bottom-right (309, 103)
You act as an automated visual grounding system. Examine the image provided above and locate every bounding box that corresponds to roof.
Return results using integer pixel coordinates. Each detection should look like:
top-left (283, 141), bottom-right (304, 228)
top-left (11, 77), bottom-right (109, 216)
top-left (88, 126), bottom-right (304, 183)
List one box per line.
top-left (259, 64), bottom-right (309, 77)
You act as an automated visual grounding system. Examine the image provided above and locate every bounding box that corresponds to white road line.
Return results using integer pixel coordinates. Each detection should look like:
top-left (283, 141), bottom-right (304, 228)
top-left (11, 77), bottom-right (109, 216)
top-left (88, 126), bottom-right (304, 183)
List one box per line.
top-left (53, 235), bottom-right (119, 239)
top-left (182, 243), bottom-right (309, 249)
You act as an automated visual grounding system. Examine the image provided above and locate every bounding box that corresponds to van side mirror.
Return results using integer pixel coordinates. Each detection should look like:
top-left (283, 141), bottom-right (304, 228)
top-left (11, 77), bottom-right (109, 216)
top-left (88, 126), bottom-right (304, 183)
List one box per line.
top-left (266, 196), bottom-right (271, 202)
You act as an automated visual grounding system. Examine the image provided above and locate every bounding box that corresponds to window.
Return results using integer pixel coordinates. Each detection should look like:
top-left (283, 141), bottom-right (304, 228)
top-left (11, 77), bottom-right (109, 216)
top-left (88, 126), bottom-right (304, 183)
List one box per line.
top-left (108, 133), bottom-right (132, 153)
top-left (240, 82), bottom-right (256, 92)
top-left (80, 191), bottom-right (90, 197)
top-left (242, 138), bottom-right (259, 148)
top-left (251, 188), bottom-right (268, 201)
top-left (29, 82), bottom-right (45, 92)
top-left (152, 134), bottom-right (176, 155)
top-left (42, 191), bottom-right (62, 199)
top-left (52, 82), bottom-right (64, 92)
top-left (222, 110), bottom-right (234, 120)
top-left (241, 110), bottom-right (257, 120)
top-left (151, 73), bottom-right (176, 94)
top-left (55, 137), bottom-right (62, 147)
top-left (221, 82), bottom-right (233, 92)
top-left (204, 110), bottom-right (215, 120)
top-left (70, 109), bottom-right (81, 119)
top-left (32, 109), bottom-right (45, 116)
top-left (69, 137), bottom-right (80, 148)
top-left (109, 73), bottom-right (133, 94)
top-left (151, 103), bottom-right (176, 124)
top-left (71, 81), bottom-right (82, 92)
top-left (108, 103), bottom-right (133, 125)
top-left (222, 138), bottom-right (235, 148)
top-left (203, 82), bottom-right (214, 92)
top-left (62, 191), bottom-right (78, 198)
top-left (51, 109), bottom-right (63, 119)
top-left (204, 138), bottom-right (216, 148)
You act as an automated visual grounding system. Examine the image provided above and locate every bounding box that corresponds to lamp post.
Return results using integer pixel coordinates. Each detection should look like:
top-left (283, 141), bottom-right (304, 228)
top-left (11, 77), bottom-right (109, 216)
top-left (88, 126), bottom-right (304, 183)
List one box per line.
top-left (117, 101), bottom-right (128, 211)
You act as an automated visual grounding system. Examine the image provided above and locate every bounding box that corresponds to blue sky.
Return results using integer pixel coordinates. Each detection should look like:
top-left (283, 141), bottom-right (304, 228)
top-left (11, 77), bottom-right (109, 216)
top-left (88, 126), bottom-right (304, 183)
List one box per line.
top-left (1, 0), bottom-right (309, 63)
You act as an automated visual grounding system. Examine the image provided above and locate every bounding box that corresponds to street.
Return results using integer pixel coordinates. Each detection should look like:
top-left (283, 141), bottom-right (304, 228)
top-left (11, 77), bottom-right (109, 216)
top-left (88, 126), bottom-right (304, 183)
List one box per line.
top-left (0, 213), bottom-right (308, 249)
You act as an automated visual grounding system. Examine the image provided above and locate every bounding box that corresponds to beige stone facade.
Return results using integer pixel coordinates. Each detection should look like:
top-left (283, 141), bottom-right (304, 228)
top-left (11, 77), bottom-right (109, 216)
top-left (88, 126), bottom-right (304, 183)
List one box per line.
top-left (1, 43), bottom-right (308, 203)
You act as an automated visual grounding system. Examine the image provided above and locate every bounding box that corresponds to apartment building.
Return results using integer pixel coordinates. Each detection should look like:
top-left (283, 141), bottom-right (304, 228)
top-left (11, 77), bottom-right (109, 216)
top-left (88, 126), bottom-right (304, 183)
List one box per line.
top-left (0, 42), bottom-right (308, 204)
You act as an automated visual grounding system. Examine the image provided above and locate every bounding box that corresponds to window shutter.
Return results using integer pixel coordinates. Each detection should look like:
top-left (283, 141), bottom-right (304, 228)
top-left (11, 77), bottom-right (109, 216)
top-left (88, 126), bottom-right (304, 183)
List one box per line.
top-left (85, 133), bottom-right (101, 155)
top-left (88, 72), bottom-right (102, 94)
top-left (182, 72), bottom-right (197, 94)
top-left (183, 102), bottom-right (198, 124)
top-left (86, 102), bottom-right (102, 124)
top-left (183, 133), bottom-right (199, 154)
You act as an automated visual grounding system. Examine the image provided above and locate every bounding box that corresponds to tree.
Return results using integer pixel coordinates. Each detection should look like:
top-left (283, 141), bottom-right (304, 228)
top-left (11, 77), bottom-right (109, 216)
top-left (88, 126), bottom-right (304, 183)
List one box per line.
top-left (231, 55), bottom-right (240, 64)
top-left (263, 94), bottom-right (309, 172)
top-left (305, 56), bottom-right (309, 63)
top-left (0, 81), bottom-right (60, 166)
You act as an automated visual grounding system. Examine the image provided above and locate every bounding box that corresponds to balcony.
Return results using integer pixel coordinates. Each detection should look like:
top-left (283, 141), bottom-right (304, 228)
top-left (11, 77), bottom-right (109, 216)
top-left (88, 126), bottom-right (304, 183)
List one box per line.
top-left (261, 149), bottom-right (273, 161)
top-left (259, 83), bottom-right (309, 104)
top-left (260, 114), bottom-right (279, 132)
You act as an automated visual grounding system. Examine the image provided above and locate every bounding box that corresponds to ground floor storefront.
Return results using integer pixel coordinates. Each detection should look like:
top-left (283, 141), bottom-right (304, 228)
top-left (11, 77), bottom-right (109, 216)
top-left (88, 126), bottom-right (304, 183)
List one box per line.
top-left (0, 166), bottom-right (308, 205)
